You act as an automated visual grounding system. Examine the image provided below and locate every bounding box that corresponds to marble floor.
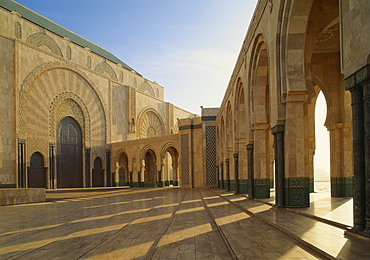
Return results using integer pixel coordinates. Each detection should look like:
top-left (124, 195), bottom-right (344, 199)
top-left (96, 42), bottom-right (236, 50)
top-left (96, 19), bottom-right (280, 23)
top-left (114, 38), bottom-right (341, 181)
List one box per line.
top-left (0, 187), bottom-right (369, 259)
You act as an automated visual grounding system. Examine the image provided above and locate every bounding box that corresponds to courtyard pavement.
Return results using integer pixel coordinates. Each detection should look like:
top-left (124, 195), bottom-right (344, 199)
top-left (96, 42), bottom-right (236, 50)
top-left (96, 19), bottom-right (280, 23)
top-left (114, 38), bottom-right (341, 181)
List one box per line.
top-left (0, 187), bottom-right (369, 259)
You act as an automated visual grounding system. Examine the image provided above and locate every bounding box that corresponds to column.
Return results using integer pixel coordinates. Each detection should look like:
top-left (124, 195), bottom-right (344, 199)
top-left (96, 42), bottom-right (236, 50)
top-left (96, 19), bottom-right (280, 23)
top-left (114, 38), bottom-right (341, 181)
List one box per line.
top-left (85, 148), bottom-right (91, 188)
top-left (18, 139), bottom-right (26, 188)
top-left (106, 149), bottom-right (111, 187)
top-left (49, 143), bottom-right (55, 189)
top-left (173, 165), bottom-right (179, 186)
top-left (216, 164), bottom-right (220, 188)
top-left (233, 153), bottom-right (239, 194)
top-left (362, 69), bottom-right (370, 234)
top-left (220, 162), bottom-right (224, 189)
top-left (346, 73), bottom-right (366, 232)
top-left (272, 125), bottom-right (285, 207)
top-left (158, 168), bottom-right (162, 187)
top-left (226, 159), bottom-right (230, 191)
top-left (246, 144), bottom-right (254, 199)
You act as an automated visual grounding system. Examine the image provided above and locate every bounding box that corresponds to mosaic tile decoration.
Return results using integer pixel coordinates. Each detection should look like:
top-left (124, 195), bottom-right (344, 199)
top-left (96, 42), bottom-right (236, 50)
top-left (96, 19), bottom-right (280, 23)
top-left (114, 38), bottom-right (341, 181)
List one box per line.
top-left (205, 126), bottom-right (217, 186)
top-left (285, 177), bottom-right (310, 207)
top-left (26, 32), bottom-right (63, 57)
top-left (331, 177), bottom-right (353, 197)
top-left (181, 134), bottom-right (190, 185)
top-left (254, 178), bottom-right (271, 199)
top-left (94, 61), bottom-right (118, 81)
top-left (14, 21), bottom-right (21, 39)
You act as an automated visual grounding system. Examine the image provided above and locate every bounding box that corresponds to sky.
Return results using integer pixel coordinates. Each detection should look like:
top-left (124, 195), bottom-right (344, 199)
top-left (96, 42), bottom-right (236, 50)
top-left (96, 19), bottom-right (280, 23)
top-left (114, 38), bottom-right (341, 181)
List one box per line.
top-left (15, 0), bottom-right (258, 115)
top-left (14, 0), bottom-right (330, 175)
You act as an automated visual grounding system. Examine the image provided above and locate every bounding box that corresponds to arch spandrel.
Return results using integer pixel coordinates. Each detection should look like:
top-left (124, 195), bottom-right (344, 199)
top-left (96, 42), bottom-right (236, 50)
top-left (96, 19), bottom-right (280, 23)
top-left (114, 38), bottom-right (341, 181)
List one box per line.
top-left (138, 109), bottom-right (165, 139)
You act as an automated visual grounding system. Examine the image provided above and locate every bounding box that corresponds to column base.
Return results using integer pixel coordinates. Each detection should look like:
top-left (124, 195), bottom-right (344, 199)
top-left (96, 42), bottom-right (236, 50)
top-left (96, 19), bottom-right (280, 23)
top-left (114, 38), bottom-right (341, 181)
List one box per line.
top-left (239, 179), bottom-right (248, 194)
top-left (331, 177), bottom-right (353, 197)
top-left (285, 177), bottom-right (310, 207)
top-left (309, 178), bottom-right (314, 193)
top-left (254, 178), bottom-right (271, 199)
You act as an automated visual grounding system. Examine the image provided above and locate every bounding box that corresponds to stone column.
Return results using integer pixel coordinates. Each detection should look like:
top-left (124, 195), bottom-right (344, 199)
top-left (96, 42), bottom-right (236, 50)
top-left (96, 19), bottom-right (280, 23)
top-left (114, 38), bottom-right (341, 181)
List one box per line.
top-left (226, 159), bottom-right (230, 191)
top-left (246, 144), bottom-right (254, 199)
top-left (129, 171), bottom-right (133, 187)
top-left (49, 143), bottom-right (55, 189)
top-left (234, 153), bottom-right (239, 194)
top-left (173, 165), bottom-right (179, 186)
top-left (346, 73), bottom-right (366, 232)
top-left (106, 149), bottom-right (111, 187)
top-left (362, 67), bottom-right (370, 234)
top-left (18, 139), bottom-right (26, 188)
top-left (216, 164), bottom-right (220, 188)
top-left (220, 162), bottom-right (224, 189)
top-left (272, 125), bottom-right (285, 207)
top-left (85, 148), bottom-right (91, 188)
top-left (158, 168), bottom-right (162, 187)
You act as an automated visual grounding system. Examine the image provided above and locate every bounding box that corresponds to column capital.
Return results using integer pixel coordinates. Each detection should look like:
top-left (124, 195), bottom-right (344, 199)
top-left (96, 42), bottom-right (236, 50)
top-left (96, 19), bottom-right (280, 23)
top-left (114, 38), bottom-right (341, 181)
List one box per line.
top-left (345, 64), bottom-right (370, 91)
top-left (246, 143), bottom-right (254, 150)
top-left (271, 125), bottom-right (285, 134)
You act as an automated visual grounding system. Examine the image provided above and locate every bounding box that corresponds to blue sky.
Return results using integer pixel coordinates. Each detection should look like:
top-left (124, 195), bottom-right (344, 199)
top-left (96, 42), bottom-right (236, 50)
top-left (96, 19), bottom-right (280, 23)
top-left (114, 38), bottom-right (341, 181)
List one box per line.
top-left (15, 0), bottom-right (258, 114)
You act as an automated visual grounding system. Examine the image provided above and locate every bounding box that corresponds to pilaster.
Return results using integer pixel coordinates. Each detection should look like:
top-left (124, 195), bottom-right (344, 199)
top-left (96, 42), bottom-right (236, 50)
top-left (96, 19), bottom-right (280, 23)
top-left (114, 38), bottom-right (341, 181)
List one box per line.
top-left (272, 125), bottom-right (285, 207)
top-left (246, 144), bottom-right (254, 199)
top-left (233, 153), bottom-right (239, 194)
top-left (345, 65), bottom-right (366, 232)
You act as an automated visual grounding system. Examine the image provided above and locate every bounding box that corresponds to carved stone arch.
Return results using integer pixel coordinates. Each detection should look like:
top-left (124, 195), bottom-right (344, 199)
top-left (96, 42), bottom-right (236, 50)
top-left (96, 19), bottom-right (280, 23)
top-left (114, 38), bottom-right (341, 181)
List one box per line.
top-left (226, 102), bottom-right (233, 151)
top-left (234, 78), bottom-right (247, 144)
top-left (94, 61), bottom-right (118, 81)
top-left (138, 81), bottom-right (155, 97)
top-left (26, 33), bottom-right (63, 57)
top-left (49, 93), bottom-right (91, 144)
top-left (249, 34), bottom-right (270, 126)
top-left (279, 0), bottom-right (314, 94)
top-left (138, 108), bottom-right (165, 139)
top-left (19, 62), bottom-right (108, 144)
top-left (161, 142), bottom-right (179, 161)
top-left (139, 145), bottom-right (156, 161)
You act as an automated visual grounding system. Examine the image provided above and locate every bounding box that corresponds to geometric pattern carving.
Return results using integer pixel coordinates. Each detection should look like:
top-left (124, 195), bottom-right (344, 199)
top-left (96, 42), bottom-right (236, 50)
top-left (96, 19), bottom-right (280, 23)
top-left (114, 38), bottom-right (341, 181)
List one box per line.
top-left (138, 81), bottom-right (155, 97)
top-left (49, 94), bottom-right (90, 145)
top-left (66, 46), bottom-right (71, 60)
top-left (181, 134), bottom-right (190, 185)
top-left (14, 21), bottom-right (21, 39)
top-left (139, 110), bottom-right (164, 139)
top-left (18, 61), bottom-right (107, 145)
top-left (94, 61), bottom-right (118, 81)
top-left (26, 33), bottom-right (63, 57)
top-left (205, 126), bottom-right (217, 186)
top-left (87, 56), bottom-right (92, 69)
top-left (285, 177), bottom-right (310, 207)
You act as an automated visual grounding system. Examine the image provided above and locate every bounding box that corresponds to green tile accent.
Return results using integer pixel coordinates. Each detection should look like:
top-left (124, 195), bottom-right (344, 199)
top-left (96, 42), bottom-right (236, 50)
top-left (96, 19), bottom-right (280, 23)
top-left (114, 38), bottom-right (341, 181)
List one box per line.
top-left (270, 179), bottom-right (274, 188)
top-left (239, 179), bottom-right (248, 194)
top-left (309, 178), bottom-right (314, 193)
top-left (331, 177), bottom-right (353, 197)
top-left (285, 177), bottom-right (310, 207)
top-left (143, 181), bottom-right (156, 187)
top-left (254, 179), bottom-right (271, 199)
top-left (0, 184), bottom-right (16, 188)
top-left (173, 181), bottom-right (179, 186)
top-left (132, 182), bottom-right (140, 187)
top-left (229, 180), bottom-right (235, 192)
top-left (164, 180), bottom-right (170, 186)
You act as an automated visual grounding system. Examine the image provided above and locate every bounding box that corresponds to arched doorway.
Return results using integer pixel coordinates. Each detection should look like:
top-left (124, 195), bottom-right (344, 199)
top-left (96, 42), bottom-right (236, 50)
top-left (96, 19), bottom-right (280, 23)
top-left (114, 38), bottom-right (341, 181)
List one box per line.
top-left (118, 152), bottom-right (129, 186)
top-left (162, 146), bottom-right (179, 186)
top-left (56, 116), bottom-right (83, 188)
top-left (28, 152), bottom-right (46, 188)
top-left (92, 157), bottom-right (104, 187)
top-left (144, 149), bottom-right (157, 187)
